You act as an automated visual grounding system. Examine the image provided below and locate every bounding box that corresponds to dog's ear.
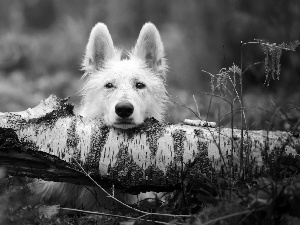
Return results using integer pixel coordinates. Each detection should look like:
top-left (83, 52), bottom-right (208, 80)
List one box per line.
top-left (133, 22), bottom-right (166, 74)
top-left (82, 23), bottom-right (115, 71)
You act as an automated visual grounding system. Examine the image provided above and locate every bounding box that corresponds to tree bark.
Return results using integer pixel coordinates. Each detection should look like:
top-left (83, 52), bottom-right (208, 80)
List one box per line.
top-left (0, 95), bottom-right (299, 193)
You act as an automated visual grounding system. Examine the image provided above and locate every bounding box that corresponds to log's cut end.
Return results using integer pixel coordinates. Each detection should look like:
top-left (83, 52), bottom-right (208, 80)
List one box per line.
top-left (0, 95), bottom-right (74, 121)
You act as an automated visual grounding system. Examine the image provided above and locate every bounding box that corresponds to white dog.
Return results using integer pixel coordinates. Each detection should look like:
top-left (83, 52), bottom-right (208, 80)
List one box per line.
top-left (33, 22), bottom-right (169, 211)
top-left (80, 22), bottom-right (169, 128)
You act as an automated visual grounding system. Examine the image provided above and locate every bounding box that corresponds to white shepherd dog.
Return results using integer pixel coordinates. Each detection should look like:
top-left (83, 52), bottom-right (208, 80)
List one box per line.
top-left (33, 22), bottom-right (169, 211)
top-left (80, 22), bottom-right (169, 128)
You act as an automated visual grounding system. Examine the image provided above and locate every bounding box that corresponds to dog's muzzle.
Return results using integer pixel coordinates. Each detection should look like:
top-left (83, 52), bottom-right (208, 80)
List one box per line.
top-left (115, 102), bottom-right (134, 118)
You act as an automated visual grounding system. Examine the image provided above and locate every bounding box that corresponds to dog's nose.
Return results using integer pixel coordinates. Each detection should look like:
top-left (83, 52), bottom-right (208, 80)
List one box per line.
top-left (115, 102), bottom-right (134, 118)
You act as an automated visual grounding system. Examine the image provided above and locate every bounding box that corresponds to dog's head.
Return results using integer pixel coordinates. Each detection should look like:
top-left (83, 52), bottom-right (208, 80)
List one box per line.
top-left (80, 23), bottom-right (169, 129)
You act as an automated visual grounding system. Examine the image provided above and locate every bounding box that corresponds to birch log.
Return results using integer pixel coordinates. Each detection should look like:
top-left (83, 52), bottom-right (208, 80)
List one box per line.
top-left (0, 95), bottom-right (299, 194)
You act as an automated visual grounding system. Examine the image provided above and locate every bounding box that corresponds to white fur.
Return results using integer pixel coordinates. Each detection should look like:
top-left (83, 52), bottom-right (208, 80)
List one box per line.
top-left (80, 22), bottom-right (169, 129)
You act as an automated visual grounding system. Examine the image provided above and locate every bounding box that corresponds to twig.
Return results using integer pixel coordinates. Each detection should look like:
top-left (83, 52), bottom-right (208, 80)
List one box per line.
top-left (240, 41), bottom-right (244, 175)
top-left (242, 62), bottom-right (264, 74)
top-left (83, 185), bottom-right (103, 209)
top-left (193, 95), bottom-right (201, 118)
top-left (202, 210), bottom-right (252, 225)
top-left (200, 92), bottom-right (232, 105)
top-left (243, 41), bottom-right (298, 51)
top-left (199, 92), bottom-right (229, 173)
top-left (173, 96), bottom-right (202, 120)
top-left (219, 107), bottom-right (248, 123)
top-left (72, 159), bottom-right (146, 214)
top-left (60, 207), bottom-right (173, 225)
top-left (72, 158), bottom-right (194, 219)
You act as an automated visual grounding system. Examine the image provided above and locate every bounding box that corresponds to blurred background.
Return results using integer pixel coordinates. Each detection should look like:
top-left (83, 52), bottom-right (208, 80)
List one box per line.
top-left (0, 0), bottom-right (299, 130)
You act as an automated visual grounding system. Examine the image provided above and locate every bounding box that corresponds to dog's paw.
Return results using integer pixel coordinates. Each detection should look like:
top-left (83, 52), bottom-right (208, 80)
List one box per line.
top-left (183, 119), bottom-right (216, 128)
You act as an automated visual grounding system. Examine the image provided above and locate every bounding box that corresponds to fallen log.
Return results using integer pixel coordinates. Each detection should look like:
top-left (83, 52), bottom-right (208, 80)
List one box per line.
top-left (0, 95), bottom-right (299, 194)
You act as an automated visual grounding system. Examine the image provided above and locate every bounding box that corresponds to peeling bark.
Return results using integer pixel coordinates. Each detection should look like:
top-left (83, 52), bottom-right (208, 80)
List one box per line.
top-left (0, 95), bottom-right (299, 193)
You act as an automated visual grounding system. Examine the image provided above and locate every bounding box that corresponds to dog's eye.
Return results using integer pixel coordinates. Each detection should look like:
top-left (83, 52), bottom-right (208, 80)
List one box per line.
top-left (136, 82), bottom-right (146, 89)
top-left (105, 83), bottom-right (114, 89)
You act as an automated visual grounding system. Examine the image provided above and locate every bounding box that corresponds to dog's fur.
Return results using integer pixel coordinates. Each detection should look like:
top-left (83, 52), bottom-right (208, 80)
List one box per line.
top-left (32, 22), bottom-right (169, 211)
top-left (80, 22), bottom-right (169, 128)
